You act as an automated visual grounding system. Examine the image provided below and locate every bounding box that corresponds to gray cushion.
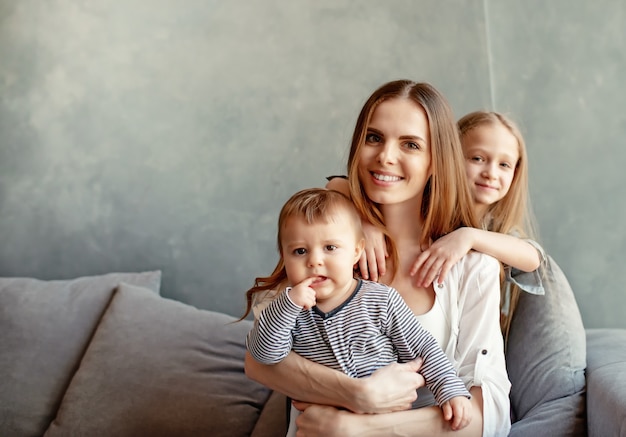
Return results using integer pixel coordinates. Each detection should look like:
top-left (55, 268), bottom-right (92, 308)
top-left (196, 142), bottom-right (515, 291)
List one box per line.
top-left (0, 271), bottom-right (161, 437)
top-left (45, 282), bottom-right (272, 437)
top-left (586, 329), bottom-right (626, 437)
top-left (507, 390), bottom-right (586, 436)
top-left (250, 391), bottom-right (288, 437)
top-left (507, 255), bottom-right (586, 435)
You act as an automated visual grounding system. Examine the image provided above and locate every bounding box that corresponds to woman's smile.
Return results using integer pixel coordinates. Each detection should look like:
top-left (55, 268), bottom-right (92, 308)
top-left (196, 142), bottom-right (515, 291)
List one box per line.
top-left (371, 171), bottom-right (403, 183)
top-left (357, 98), bottom-right (431, 206)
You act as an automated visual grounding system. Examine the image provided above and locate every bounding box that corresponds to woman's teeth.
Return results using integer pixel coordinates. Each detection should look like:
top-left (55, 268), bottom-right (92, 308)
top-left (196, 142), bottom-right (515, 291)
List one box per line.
top-left (373, 173), bottom-right (401, 182)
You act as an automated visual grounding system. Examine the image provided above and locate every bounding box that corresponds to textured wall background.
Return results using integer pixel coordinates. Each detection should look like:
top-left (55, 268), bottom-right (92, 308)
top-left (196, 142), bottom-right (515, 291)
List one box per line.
top-left (0, 0), bottom-right (623, 328)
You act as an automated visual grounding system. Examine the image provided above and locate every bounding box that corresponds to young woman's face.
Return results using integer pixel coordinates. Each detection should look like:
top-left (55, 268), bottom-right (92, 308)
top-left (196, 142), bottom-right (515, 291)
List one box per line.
top-left (463, 123), bottom-right (519, 213)
top-left (357, 98), bottom-right (431, 209)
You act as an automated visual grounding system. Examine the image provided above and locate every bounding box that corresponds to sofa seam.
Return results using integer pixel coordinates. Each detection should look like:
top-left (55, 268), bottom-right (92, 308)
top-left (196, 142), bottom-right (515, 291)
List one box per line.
top-left (43, 284), bottom-right (122, 433)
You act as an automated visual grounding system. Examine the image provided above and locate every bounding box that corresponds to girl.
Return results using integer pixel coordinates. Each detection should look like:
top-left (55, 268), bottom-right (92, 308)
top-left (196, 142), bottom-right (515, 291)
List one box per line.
top-left (411, 111), bottom-right (546, 337)
top-left (246, 80), bottom-right (510, 437)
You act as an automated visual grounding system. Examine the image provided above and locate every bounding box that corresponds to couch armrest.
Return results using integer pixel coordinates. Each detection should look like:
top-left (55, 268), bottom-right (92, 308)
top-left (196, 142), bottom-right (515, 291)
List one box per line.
top-left (586, 329), bottom-right (626, 437)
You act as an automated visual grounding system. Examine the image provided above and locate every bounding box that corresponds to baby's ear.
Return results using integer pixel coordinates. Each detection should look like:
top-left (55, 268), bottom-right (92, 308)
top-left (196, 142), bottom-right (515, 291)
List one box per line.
top-left (354, 238), bottom-right (365, 262)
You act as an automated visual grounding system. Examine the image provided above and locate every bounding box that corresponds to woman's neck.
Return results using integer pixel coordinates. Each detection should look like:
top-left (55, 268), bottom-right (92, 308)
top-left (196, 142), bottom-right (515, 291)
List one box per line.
top-left (379, 201), bottom-right (435, 316)
top-left (380, 201), bottom-right (423, 246)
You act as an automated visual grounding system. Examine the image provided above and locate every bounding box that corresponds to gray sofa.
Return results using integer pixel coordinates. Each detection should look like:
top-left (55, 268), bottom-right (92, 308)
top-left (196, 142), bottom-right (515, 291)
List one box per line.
top-left (1, 268), bottom-right (625, 437)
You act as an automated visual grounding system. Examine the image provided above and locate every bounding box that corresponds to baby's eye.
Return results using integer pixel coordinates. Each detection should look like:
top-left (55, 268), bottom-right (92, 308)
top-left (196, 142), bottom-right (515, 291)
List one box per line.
top-left (293, 248), bottom-right (307, 255)
top-left (325, 245), bottom-right (337, 251)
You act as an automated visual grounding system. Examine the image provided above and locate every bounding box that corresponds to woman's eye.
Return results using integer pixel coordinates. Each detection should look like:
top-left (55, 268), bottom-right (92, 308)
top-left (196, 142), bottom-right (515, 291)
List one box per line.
top-left (325, 245), bottom-right (337, 251)
top-left (365, 133), bottom-right (381, 143)
top-left (294, 248), bottom-right (306, 255)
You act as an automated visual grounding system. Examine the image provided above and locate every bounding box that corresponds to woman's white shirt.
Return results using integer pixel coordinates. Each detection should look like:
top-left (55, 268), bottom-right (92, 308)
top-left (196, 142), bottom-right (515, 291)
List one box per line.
top-left (434, 251), bottom-right (511, 437)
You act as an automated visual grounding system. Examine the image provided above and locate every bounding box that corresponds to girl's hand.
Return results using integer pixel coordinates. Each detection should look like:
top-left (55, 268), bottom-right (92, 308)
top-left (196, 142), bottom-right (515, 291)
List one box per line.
top-left (442, 396), bottom-right (473, 431)
top-left (358, 221), bottom-right (387, 282)
top-left (410, 228), bottom-right (474, 287)
top-left (293, 402), bottom-right (359, 437)
top-left (288, 278), bottom-right (317, 310)
top-left (355, 357), bottom-right (425, 414)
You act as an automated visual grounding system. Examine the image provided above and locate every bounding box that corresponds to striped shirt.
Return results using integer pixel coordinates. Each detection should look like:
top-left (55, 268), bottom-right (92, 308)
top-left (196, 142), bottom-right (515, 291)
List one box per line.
top-left (246, 279), bottom-right (470, 406)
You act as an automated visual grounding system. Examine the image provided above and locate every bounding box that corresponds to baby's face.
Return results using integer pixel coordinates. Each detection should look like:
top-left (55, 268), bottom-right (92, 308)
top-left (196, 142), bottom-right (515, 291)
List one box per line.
top-left (280, 213), bottom-right (363, 304)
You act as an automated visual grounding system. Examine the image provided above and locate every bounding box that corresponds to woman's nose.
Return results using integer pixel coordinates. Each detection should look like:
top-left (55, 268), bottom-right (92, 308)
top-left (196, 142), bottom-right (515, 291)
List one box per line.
top-left (377, 143), bottom-right (397, 165)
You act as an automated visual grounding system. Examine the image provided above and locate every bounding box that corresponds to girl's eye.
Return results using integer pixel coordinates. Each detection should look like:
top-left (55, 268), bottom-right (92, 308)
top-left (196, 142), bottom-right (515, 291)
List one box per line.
top-left (405, 142), bottom-right (420, 150)
top-left (293, 248), bottom-right (307, 255)
top-left (470, 156), bottom-right (483, 162)
top-left (500, 162), bottom-right (512, 169)
top-left (325, 245), bottom-right (337, 251)
top-left (365, 133), bottom-right (381, 143)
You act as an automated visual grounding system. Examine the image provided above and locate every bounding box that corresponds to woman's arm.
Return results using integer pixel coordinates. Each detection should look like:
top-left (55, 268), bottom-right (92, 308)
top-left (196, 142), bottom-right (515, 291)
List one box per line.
top-left (244, 350), bottom-right (425, 414)
top-left (292, 386), bottom-right (484, 437)
top-left (411, 227), bottom-right (541, 287)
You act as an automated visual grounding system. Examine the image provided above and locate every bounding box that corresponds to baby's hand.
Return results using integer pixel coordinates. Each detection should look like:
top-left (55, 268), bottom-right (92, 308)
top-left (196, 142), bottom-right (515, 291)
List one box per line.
top-left (410, 228), bottom-right (474, 287)
top-left (442, 396), bottom-right (472, 431)
top-left (287, 278), bottom-right (317, 310)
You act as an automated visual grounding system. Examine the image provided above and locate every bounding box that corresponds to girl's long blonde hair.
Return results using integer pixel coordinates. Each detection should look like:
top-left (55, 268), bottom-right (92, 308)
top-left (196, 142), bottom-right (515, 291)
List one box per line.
top-left (240, 188), bottom-right (362, 320)
top-left (458, 111), bottom-right (540, 337)
top-left (347, 80), bottom-right (478, 280)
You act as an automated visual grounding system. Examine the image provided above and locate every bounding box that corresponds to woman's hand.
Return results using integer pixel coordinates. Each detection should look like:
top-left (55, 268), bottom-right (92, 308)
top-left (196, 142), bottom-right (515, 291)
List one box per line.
top-left (293, 402), bottom-right (358, 437)
top-left (410, 228), bottom-right (474, 287)
top-left (358, 221), bottom-right (387, 282)
top-left (353, 357), bottom-right (425, 413)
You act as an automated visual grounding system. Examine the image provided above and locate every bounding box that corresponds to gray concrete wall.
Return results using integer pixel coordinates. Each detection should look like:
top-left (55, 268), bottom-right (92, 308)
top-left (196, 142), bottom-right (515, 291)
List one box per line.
top-left (0, 0), bottom-right (623, 328)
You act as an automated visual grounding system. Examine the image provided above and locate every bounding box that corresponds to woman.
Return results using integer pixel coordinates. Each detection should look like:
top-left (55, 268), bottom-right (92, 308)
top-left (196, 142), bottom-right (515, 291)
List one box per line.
top-left (245, 80), bottom-right (511, 436)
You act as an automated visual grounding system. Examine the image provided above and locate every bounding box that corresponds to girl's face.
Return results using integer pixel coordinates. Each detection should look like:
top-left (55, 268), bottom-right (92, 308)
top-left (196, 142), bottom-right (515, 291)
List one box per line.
top-left (463, 123), bottom-right (519, 215)
top-left (357, 98), bottom-right (431, 210)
